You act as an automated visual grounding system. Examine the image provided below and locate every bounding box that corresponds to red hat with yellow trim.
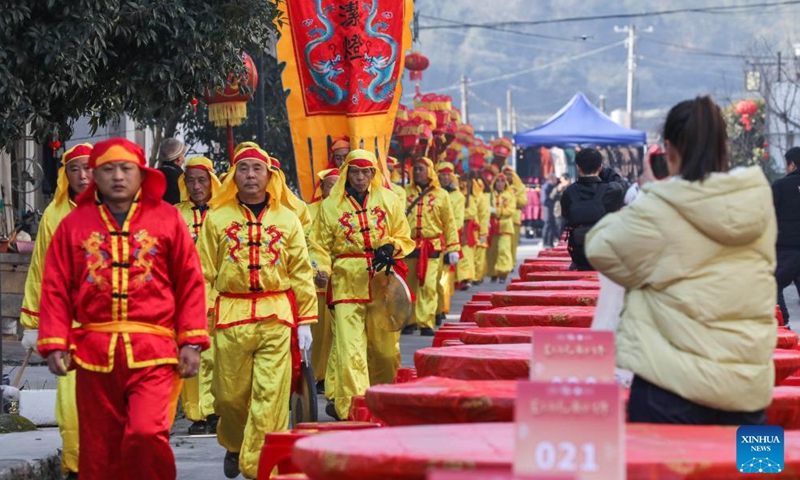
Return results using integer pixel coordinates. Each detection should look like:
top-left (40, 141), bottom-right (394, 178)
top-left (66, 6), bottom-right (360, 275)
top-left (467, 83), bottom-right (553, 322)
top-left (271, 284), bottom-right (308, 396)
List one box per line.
top-left (316, 168), bottom-right (340, 181)
top-left (435, 161), bottom-right (456, 174)
top-left (79, 138), bottom-right (165, 205)
top-left (491, 137), bottom-right (513, 158)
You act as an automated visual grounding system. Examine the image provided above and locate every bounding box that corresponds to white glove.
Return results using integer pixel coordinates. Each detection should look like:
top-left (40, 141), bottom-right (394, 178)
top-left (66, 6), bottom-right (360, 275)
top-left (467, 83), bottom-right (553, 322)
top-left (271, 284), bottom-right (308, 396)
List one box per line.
top-left (298, 324), bottom-right (313, 352)
top-left (21, 329), bottom-right (38, 351)
top-left (447, 252), bottom-right (460, 265)
top-left (490, 207), bottom-right (497, 215)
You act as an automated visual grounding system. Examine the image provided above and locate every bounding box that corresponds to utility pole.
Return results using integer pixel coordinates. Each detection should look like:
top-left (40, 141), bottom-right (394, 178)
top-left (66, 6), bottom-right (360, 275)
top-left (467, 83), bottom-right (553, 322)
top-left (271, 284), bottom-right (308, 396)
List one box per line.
top-left (511, 108), bottom-right (518, 134)
top-left (599, 94), bottom-right (606, 113)
top-left (497, 107), bottom-right (503, 138)
top-left (614, 25), bottom-right (652, 128)
top-left (506, 89), bottom-right (512, 133)
top-left (460, 75), bottom-right (469, 124)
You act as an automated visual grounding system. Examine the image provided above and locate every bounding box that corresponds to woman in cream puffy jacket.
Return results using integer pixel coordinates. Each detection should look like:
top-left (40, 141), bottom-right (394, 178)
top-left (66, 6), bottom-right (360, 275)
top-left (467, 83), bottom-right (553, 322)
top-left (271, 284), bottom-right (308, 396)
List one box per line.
top-left (585, 96), bottom-right (777, 425)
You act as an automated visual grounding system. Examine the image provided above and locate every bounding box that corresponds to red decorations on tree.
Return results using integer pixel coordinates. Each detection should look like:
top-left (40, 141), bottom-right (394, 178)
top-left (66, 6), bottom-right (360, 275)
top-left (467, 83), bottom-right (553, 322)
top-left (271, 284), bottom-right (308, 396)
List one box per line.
top-left (48, 140), bottom-right (61, 155)
top-left (190, 98), bottom-right (199, 114)
top-left (203, 51), bottom-right (259, 128)
top-left (405, 52), bottom-right (429, 81)
top-left (735, 100), bottom-right (758, 131)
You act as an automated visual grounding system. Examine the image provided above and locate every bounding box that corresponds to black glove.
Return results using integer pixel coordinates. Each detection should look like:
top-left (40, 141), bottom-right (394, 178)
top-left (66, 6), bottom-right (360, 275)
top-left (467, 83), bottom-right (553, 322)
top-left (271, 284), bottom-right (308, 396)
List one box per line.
top-left (372, 244), bottom-right (395, 274)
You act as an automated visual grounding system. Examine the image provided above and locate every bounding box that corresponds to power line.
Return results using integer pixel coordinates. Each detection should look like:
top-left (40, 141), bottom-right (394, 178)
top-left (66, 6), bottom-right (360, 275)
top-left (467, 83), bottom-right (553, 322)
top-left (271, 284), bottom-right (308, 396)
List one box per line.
top-left (419, 14), bottom-right (595, 43)
top-left (419, 1), bottom-right (800, 31)
top-left (641, 38), bottom-right (746, 59)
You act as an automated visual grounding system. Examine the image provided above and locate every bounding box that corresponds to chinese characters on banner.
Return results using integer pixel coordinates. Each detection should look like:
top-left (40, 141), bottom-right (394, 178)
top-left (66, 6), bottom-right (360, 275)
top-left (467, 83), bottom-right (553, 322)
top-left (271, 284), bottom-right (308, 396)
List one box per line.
top-left (277, 0), bottom-right (414, 200)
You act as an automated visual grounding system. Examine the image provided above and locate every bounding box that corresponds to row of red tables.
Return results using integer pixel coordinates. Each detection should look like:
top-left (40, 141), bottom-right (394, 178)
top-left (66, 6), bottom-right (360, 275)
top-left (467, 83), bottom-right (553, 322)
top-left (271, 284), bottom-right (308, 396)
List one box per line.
top-left (284, 246), bottom-right (800, 479)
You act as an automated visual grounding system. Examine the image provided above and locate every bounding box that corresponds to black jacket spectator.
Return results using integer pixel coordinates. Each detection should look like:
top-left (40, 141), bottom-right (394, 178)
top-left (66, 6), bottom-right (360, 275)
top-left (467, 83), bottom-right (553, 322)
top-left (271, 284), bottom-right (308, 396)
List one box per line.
top-left (772, 169), bottom-right (800, 250)
top-left (158, 162), bottom-right (183, 205)
top-left (561, 168), bottom-right (626, 270)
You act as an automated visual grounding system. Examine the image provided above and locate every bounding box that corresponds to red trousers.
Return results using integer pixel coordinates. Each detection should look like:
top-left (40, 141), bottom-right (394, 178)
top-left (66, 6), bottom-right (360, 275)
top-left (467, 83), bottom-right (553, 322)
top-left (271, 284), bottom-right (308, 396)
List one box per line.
top-left (76, 339), bottom-right (182, 480)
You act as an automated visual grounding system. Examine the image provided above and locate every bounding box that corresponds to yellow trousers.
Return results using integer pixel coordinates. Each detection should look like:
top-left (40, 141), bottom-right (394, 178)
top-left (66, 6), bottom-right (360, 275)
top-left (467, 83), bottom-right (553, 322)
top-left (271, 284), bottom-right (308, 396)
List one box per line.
top-left (493, 233), bottom-right (514, 276)
top-left (486, 240), bottom-right (499, 278)
top-left (406, 256), bottom-right (442, 330)
top-left (437, 265), bottom-right (455, 315)
top-left (57, 370), bottom-right (79, 473)
top-left (311, 293), bottom-right (333, 383)
top-left (512, 224), bottom-right (522, 267)
top-left (474, 246), bottom-right (488, 281)
top-left (332, 302), bottom-right (400, 419)
top-left (457, 245), bottom-right (475, 283)
top-left (214, 321), bottom-right (291, 480)
top-left (179, 345), bottom-right (215, 422)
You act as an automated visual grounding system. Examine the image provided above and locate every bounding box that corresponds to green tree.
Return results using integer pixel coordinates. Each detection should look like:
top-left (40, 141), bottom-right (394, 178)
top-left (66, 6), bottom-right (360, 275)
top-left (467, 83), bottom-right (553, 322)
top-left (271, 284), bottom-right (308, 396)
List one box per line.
top-left (0, 0), bottom-right (279, 151)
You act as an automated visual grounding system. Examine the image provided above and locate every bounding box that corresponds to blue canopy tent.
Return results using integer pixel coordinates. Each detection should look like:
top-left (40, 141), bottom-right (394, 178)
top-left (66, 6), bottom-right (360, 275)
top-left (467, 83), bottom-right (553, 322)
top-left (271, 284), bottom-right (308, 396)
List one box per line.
top-left (514, 92), bottom-right (646, 146)
top-left (513, 93), bottom-right (646, 182)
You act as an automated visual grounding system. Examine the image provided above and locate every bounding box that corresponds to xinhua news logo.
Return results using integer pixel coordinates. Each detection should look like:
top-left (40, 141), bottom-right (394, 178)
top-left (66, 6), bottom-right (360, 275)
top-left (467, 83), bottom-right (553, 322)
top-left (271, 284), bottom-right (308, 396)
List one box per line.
top-left (737, 425), bottom-right (784, 474)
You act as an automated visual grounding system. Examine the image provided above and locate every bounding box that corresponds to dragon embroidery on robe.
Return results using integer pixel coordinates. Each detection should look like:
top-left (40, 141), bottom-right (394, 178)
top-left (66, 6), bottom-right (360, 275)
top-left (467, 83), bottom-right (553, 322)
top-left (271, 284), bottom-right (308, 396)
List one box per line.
top-left (82, 232), bottom-right (109, 290)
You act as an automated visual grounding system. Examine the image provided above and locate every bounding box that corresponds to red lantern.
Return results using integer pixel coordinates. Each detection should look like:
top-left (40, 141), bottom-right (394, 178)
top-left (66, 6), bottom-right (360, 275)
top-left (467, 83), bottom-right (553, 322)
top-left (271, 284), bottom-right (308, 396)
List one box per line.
top-left (190, 97), bottom-right (199, 114)
top-left (735, 100), bottom-right (758, 131)
top-left (405, 52), bottom-right (429, 81)
top-left (204, 51), bottom-right (259, 128)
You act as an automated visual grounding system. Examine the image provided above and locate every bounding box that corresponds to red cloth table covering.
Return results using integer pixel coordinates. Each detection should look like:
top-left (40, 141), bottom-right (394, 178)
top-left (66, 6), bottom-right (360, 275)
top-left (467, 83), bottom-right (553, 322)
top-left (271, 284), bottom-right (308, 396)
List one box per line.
top-left (474, 306), bottom-right (595, 328)
top-left (767, 386), bottom-right (800, 430)
top-left (518, 262), bottom-right (571, 277)
top-left (432, 328), bottom-right (472, 348)
top-left (460, 326), bottom-right (587, 345)
top-left (537, 250), bottom-right (570, 258)
top-left (293, 423), bottom-right (800, 480)
top-left (366, 378), bottom-right (800, 431)
top-left (470, 292), bottom-right (493, 302)
top-left (778, 328), bottom-right (799, 349)
top-left (440, 322), bottom-right (477, 329)
top-left (460, 301), bottom-right (494, 323)
top-left (507, 281), bottom-right (600, 291)
top-left (524, 271), bottom-right (598, 282)
top-left (523, 257), bottom-right (571, 263)
top-left (414, 344), bottom-right (530, 380)
top-left (774, 349), bottom-right (800, 385)
top-left (366, 377), bottom-right (515, 426)
top-left (491, 290), bottom-right (599, 308)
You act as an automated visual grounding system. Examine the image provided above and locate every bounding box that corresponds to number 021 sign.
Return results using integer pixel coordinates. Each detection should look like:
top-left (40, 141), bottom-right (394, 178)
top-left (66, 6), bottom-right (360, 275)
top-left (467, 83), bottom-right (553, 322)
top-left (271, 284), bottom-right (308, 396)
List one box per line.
top-left (514, 382), bottom-right (624, 480)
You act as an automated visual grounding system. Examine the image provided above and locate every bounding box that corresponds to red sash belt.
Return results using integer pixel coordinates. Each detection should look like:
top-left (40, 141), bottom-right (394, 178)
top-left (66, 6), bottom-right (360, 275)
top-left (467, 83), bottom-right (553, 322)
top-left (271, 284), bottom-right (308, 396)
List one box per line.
top-left (415, 238), bottom-right (437, 285)
top-left (465, 220), bottom-right (480, 248)
top-left (488, 217), bottom-right (500, 246)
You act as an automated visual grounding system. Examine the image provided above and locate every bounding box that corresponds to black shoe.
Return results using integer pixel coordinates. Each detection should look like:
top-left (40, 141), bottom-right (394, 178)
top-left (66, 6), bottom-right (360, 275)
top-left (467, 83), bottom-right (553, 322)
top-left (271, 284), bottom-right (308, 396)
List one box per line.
top-left (472, 280), bottom-right (482, 286)
top-left (420, 327), bottom-right (435, 337)
top-left (223, 451), bottom-right (240, 479)
top-left (316, 379), bottom-right (325, 395)
top-left (66, 474), bottom-right (78, 480)
top-left (188, 420), bottom-right (207, 435)
top-left (206, 414), bottom-right (219, 434)
top-left (490, 277), bottom-right (498, 283)
top-left (325, 400), bottom-right (341, 421)
top-left (401, 324), bottom-right (417, 335)
top-left (435, 313), bottom-right (446, 326)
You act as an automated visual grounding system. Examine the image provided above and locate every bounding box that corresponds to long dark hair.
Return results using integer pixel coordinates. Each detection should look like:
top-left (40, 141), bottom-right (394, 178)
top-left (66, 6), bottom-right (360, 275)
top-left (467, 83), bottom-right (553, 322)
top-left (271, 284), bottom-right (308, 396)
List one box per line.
top-left (662, 96), bottom-right (729, 182)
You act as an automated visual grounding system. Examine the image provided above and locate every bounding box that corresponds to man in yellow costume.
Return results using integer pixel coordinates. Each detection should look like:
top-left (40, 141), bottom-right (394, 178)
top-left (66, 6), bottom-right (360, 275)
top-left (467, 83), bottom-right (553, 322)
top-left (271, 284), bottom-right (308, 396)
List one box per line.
top-left (489, 173), bottom-right (518, 283)
top-left (174, 156), bottom-right (222, 435)
top-left (503, 164), bottom-right (529, 268)
top-left (20, 143), bottom-right (92, 480)
top-left (402, 157), bottom-right (460, 336)
top-left (472, 175), bottom-right (491, 285)
top-left (457, 173), bottom-right (480, 291)
top-left (434, 162), bottom-right (464, 325)
top-left (196, 146), bottom-right (318, 479)
top-left (310, 150), bottom-right (414, 420)
top-left (308, 167), bottom-right (339, 396)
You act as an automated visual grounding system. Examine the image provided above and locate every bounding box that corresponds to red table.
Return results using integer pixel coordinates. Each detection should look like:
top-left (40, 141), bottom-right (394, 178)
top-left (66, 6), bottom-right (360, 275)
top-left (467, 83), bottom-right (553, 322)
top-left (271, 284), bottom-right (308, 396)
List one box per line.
top-left (474, 306), bottom-right (595, 328)
top-left (774, 349), bottom-right (800, 385)
top-left (366, 377), bottom-right (515, 426)
top-left (524, 271), bottom-right (598, 282)
top-left (470, 292), bottom-right (493, 302)
top-left (778, 328), bottom-right (799, 349)
top-left (537, 250), bottom-right (570, 258)
top-left (518, 262), bottom-right (571, 277)
top-left (367, 377), bottom-right (800, 430)
top-left (414, 344), bottom-right (529, 380)
top-left (523, 257), bottom-right (571, 263)
top-left (506, 280), bottom-right (600, 291)
top-left (459, 301), bottom-right (494, 323)
top-left (460, 326), bottom-right (587, 345)
top-left (491, 290), bottom-right (599, 308)
top-left (293, 423), bottom-right (800, 480)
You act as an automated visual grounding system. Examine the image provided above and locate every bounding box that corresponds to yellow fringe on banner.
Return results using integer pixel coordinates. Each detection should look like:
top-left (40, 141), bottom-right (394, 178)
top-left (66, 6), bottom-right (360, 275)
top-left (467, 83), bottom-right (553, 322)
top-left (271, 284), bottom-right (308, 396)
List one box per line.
top-left (208, 102), bottom-right (248, 128)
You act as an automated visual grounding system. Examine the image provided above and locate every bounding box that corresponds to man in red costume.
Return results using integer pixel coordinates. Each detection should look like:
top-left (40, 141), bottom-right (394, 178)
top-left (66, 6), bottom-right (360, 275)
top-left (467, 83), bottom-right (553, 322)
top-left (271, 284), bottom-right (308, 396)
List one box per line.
top-left (38, 138), bottom-right (210, 480)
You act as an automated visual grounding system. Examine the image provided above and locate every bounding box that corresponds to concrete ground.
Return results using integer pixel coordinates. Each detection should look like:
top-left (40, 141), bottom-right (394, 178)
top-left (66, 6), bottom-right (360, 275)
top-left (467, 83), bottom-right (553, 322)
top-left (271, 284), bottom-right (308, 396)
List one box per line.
top-left (4, 236), bottom-right (800, 479)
